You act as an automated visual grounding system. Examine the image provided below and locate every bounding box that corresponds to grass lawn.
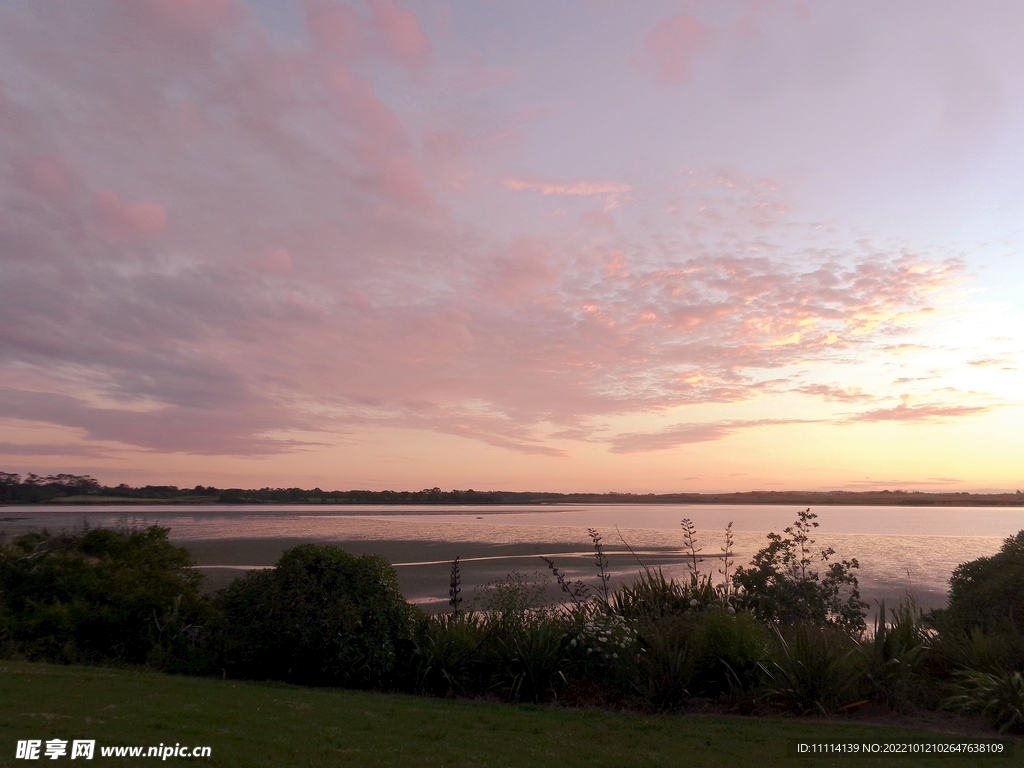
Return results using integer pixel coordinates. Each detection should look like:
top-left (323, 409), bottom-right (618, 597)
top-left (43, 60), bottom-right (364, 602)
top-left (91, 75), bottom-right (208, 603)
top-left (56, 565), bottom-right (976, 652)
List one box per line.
top-left (0, 661), bottom-right (1016, 767)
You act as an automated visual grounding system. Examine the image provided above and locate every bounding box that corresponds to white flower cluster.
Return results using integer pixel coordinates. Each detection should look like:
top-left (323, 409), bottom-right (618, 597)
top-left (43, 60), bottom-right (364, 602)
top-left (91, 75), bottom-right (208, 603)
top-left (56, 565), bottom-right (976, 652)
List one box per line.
top-left (569, 615), bottom-right (639, 663)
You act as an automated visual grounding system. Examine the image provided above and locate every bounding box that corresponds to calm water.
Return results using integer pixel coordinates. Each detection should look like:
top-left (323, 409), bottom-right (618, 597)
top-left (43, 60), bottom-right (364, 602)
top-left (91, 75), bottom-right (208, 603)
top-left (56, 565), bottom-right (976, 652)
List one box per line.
top-left (3, 503), bottom-right (1022, 610)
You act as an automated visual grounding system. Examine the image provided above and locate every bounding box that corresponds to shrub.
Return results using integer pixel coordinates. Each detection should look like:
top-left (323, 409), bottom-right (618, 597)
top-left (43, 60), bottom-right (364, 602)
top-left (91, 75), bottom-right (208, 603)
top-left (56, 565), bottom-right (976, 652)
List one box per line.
top-left (564, 607), bottom-right (641, 689)
top-left (218, 544), bottom-right (419, 689)
top-left (0, 525), bottom-right (208, 666)
top-left (695, 609), bottom-right (770, 695)
top-left (944, 531), bottom-right (1024, 633)
top-left (733, 509), bottom-right (866, 632)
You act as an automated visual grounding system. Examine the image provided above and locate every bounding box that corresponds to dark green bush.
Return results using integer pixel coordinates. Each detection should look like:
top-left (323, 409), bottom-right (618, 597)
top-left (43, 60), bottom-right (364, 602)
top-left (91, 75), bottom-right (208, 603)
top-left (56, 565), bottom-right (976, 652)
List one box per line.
top-left (0, 525), bottom-right (208, 667)
top-left (695, 609), bottom-right (770, 695)
top-left (217, 544), bottom-right (419, 689)
top-left (944, 531), bottom-right (1024, 633)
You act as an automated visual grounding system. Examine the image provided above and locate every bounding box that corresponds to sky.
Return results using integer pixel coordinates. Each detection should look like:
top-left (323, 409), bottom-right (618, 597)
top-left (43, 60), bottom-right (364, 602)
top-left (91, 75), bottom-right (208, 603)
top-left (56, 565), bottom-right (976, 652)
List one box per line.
top-left (0, 0), bottom-right (1021, 493)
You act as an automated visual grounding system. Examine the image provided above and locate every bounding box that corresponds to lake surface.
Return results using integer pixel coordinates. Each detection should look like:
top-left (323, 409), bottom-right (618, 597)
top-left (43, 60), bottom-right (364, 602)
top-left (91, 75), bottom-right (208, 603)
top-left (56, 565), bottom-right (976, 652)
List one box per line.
top-left (3, 503), bottom-right (1021, 612)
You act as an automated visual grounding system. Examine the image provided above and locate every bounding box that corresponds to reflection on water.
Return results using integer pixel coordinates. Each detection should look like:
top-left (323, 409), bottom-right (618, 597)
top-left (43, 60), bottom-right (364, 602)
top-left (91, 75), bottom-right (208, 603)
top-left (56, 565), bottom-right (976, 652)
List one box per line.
top-left (2, 503), bottom-right (1019, 610)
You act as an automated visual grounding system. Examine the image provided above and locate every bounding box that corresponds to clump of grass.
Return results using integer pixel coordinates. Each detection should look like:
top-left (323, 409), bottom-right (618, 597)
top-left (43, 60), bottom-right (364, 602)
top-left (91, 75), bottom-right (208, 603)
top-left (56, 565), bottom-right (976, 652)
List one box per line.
top-left (634, 615), bottom-right (699, 709)
top-left (944, 669), bottom-right (1024, 733)
top-left (471, 571), bottom-right (571, 702)
top-left (498, 618), bottom-right (570, 702)
top-left (858, 598), bottom-right (930, 709)
top-left (759, 623), bottom-right (862, 715)
top-left (414, 611), bottom-right (486, 697)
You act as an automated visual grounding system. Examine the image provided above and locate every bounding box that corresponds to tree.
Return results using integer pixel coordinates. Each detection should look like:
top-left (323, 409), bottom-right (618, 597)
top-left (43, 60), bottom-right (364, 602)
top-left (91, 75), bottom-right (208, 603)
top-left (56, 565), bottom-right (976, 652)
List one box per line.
top-left (732, 509), bottom-right (866, 631)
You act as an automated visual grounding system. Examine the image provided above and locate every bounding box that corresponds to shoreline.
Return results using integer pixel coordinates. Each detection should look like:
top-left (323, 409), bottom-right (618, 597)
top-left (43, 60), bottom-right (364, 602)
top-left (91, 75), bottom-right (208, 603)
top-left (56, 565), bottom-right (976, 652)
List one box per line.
top-left (179, 536), bottom-right (951, 616)
top-left (8, 498), bottom-right (1024, 507)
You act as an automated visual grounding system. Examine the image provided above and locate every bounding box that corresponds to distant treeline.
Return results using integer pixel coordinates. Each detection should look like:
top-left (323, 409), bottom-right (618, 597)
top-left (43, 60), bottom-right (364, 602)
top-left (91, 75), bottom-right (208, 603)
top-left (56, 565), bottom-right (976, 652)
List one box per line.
top-left (1, 471), bottom-right (1022, 506)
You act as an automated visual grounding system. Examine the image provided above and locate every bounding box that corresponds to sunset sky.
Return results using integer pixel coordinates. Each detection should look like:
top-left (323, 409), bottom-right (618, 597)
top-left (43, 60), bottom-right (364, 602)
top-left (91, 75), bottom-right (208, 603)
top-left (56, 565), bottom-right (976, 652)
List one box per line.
top-left (0, 0), bottom-right (1021, 492)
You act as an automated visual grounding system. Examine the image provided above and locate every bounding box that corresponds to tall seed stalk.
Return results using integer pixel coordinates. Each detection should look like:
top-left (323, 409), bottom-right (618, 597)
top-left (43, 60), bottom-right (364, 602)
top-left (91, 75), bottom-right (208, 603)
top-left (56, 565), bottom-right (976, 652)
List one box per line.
top-left (681, 518), bottom-right (702, 577)
top-left (588, 528), bottom-right (611, 604)
top-left (719, 521), bottom-right (734, 600)
top-left (449, 556), bottom-right (462, 615)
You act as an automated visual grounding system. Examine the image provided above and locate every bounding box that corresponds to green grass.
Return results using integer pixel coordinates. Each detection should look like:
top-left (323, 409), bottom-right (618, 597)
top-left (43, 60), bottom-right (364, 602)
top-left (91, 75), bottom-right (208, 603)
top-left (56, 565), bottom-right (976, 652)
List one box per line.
top-left (0, 661), bottom-right (1014, 767)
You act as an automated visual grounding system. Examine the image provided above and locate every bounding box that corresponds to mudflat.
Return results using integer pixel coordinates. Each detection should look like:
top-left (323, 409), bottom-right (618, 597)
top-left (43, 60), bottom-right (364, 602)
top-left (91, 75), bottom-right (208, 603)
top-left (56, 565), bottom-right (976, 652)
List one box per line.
top-left (180, 537), bottom-right (693, 608)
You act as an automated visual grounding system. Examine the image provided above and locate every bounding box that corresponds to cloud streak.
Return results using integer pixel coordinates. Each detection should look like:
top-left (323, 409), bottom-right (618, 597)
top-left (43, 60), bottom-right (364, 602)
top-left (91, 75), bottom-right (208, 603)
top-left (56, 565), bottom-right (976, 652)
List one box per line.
top-left (609, 419), bottom-right (809, 454)
top-left (845, 403), bottom-right (993, 423)
top-left (502, 179), bottom-right (632, 196)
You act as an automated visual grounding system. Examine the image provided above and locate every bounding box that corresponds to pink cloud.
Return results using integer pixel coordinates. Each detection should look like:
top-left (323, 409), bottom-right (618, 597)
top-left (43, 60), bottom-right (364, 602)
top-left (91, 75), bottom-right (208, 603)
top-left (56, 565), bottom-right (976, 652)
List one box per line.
top-left (967, 357), bottom-right (1011, 367)
top-left (502, 178), bottom-right (631, 196)
top-left (265, 248), bottom-right (294, 274)
top-left (20, 157), bottom-right (73, 199)
top-left (579, 209), bottom-right (617, 233)
top-left (306, 1), bottom-right (364, 59)
top-left (609, 418), bottom-right (806, 454)
top-left (93, 191), bottom-right (168, 237)
top-left (796, 384), bottom-right (876, 403)
top-left (846, 403), bottom-right (992, 423)
top-left (318, 62), bottom-right (437, 208)
top-left (368, 0), bottom-right (431, 73)
top-left (610, 423), bottom-right (731, 453)
top-left (109, 0), bottom-right (241, 58)
top-left (481, 238), bottom-right (556, 305)
top-left (321, 63), bottom-right (405, 139)
top-left (637, 13), bottom-right (716, 87)
top-left (883, 344), bottom-right (932, 354)
top-left (422, 130), bottom-right (462, 159)
top-left (307, 0), bottom-right (430, 74)
top-left (0, 441), bottom-right (114, 458)
top-left (134, 0), bottom-right (237, 30)
top-left (455, 52), bottom-right (518, 91)
top-left (403, 412), bottom-right (568, 457)
top-left (0, 387), bottom-right (311, 455)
